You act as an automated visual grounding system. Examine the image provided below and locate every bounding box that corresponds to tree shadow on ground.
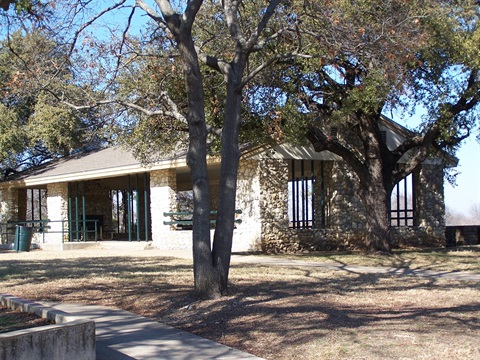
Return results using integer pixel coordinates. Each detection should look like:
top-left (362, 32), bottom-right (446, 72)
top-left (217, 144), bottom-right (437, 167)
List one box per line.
top-left (153, 263), bottom-right (480, 355)
top-left (1, 256), bottom-right (479, 358)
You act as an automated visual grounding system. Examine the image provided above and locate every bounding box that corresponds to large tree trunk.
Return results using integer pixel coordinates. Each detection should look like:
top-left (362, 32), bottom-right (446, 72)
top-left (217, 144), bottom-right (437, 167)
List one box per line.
top-left (355, 115), bottom-right (394, 253)
top-left (212, 63), bottom-right (245, 294)
top-left (177, 31), bottom-right (221, 299)
top-left (358, 177), bottom-right (392, 253)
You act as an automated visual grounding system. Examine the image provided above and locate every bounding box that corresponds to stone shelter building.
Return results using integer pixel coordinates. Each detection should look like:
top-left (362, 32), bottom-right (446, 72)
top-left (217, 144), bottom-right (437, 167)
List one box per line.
top-left (0, 118), bottom-right (455, 252)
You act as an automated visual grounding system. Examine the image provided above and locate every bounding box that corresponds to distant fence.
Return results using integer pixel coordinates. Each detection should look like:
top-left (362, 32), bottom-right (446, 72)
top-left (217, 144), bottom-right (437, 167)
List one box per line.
top-left (445, 226), bottom-right (480, 247)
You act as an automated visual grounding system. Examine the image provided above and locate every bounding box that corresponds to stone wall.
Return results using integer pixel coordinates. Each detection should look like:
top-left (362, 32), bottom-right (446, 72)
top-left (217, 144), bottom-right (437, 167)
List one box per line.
top-left (0, 188), bottom-right (21, 224)
top-left (328, 161), bottom-right (366, 234)
top-left (45, 183), bottom-right (69, 244)
top-left (256, 159), bottom-right (447, 252)
top-left (255, 158), bottom-right (368, 252)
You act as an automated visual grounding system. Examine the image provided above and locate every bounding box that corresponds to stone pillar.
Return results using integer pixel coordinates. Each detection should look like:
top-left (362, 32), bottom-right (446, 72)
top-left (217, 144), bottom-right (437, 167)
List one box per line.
top-left (150, 169), bottom-right (177, 249)
top-left (0, 188), bottom-right (21, 244)
top-left (327, 161), bottom-right (366, 248)
top-left (46, 182), bottom-right (69, 244)
top-left (414, 164), bottom-right (445, 243)
top-left (329, 161), bottom-right (365, 231)
top-left (259, 158), bottom-right (290, 251)
top-left (0, 188), bottom-right (21, 223)
top-left (313, 161), bottom-right (333, 228)
top-left (234, 159), bottom-right (262, 251)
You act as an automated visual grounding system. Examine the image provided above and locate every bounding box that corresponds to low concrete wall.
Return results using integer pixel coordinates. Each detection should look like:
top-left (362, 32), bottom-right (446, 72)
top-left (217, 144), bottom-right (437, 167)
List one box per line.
top-left (0, 294), bottom-right (95, 360)
top-left (446, 226), bottom-right (480, 247)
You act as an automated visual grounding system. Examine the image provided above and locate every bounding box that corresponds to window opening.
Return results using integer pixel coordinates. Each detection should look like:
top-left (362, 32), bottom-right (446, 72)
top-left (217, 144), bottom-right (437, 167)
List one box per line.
top-left (110, 173), bottom-right (150, 241)
top-left (26, 188), bottom-right (47, 221)
top-left (288, 160), bottom-right (324, 229)
top-left (111, 190), bottom-right (127, 233)
top-left (390, 172), bottom-right (415, 226)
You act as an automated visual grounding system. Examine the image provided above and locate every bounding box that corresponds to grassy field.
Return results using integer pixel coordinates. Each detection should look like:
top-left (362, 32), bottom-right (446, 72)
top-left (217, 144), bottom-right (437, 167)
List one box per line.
top-left (277, 246), bottom-right (480, 272)
top-left (1, 247), bottom-right (479, 359)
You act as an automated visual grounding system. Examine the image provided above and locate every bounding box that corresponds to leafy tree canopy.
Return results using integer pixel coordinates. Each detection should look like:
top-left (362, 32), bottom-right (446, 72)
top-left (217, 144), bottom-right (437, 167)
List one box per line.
top-left (0, 29), bottom-right (104, 175)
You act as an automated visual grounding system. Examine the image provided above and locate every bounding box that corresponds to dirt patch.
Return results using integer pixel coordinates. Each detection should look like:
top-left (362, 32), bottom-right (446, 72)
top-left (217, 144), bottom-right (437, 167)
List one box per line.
top-left (0, 307), bottom-right (52, 334)
top-left (1, 248), bottom-right (479, 359)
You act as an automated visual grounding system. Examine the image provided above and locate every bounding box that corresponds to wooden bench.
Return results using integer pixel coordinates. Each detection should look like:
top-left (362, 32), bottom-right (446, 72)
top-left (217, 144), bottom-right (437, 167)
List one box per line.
top-left (163, 210), bottom-right (242, 230)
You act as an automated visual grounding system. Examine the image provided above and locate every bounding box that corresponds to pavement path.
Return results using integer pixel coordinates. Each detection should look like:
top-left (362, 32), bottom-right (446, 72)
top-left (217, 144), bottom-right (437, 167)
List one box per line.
top-left (40, 302), bottom-right (263, 360)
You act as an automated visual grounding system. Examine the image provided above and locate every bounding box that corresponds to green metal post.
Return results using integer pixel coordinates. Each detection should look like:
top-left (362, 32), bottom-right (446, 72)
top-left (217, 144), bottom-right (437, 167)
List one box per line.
top-left (38, 189), bottom-right (42, 221)
top-left (28, 189), bottom-right (33, 221)
top-left (75, 182), bottom-right (80, 241)
top-left (136, 174), bottom-right (140, 241)
top-left (321, 161), bottom-right (325, 228)
top-left (144, 173), bottom-right (149, 241)
top-left (311, 160), bottom-right (315, 228)
top-left (68, 183), bottom-right (73, 242)
top-left (116, 190), bottom-right (120, 233)
top-left (127, 176), bottom-right (132, 241)
top-left (82, 182), bottom-right (87, 242)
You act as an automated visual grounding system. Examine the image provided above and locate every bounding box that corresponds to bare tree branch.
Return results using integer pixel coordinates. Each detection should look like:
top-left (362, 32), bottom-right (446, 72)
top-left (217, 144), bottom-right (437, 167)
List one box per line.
top-left (307, 124), bottom-right (367, 179)
top-left (245, 0), bottom-right (283, 51)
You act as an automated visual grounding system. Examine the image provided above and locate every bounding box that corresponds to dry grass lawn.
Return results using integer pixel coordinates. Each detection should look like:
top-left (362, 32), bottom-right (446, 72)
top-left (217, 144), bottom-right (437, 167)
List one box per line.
top-left (1, 247), bottom-right (479, 359)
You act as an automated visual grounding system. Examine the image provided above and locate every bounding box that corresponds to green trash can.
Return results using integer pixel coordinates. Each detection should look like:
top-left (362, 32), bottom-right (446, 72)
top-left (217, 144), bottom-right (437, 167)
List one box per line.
top-left (15, 226), bottom-right (33, 252)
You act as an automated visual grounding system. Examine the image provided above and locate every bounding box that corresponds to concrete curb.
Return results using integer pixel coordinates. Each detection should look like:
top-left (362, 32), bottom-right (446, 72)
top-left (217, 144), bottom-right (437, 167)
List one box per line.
top-left (0, 294), bottom-right (95, 360)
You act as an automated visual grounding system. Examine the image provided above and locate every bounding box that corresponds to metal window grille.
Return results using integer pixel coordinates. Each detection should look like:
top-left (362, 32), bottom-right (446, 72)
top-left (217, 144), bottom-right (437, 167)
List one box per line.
top-left (390, 172), bottom-right (415, 227)
top-left (288, 160), bottom-right (326, 229)
top-left (26, 189), bottom-right (47, 221)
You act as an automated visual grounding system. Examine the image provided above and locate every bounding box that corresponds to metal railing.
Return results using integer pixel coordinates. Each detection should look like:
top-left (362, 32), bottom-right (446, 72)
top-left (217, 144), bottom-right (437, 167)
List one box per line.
top-left (0, 220), bottom-right (50, 245)
top-left (0, 219), bottom-right (101, 244)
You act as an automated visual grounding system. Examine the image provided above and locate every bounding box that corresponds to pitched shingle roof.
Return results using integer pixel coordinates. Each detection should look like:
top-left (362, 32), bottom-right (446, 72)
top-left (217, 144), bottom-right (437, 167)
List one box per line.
top-left (1, 147), bottom-right (188, 187)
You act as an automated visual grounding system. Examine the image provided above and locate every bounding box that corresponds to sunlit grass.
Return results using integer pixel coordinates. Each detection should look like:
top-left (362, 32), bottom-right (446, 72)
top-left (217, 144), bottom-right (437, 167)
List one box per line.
top-left (268, 246), bottom-right (480, 273)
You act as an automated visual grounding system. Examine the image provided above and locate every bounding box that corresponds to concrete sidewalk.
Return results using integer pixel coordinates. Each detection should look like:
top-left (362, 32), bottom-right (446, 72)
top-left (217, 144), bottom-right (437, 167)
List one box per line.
top-left (41, 302), bottom-right (263, 360)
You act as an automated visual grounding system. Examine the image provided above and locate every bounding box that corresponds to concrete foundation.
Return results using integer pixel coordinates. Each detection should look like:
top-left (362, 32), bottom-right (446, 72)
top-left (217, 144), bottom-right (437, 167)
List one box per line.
top-left (0, 294), bottom-right (95, 360)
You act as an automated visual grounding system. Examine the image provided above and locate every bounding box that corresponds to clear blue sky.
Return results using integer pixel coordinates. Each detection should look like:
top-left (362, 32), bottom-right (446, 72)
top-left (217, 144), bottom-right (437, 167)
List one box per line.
top-left (444, 136), bottom-right (480, 215)
top-left (393, 104), bottom-right (479, 216)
